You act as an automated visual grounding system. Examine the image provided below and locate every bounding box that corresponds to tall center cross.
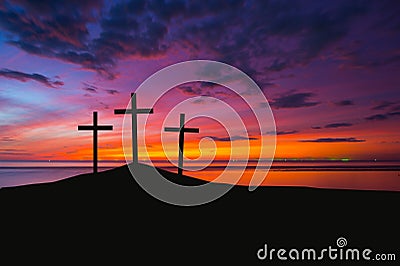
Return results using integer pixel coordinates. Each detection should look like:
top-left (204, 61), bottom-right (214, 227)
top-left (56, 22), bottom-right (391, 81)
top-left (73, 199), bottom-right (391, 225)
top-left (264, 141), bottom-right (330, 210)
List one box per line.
top-left (78, 111), bottom-right (113, 173)
top-left (114, 93), bottom-right (153, 164)
top-left (165, 113), bottom-right (199, 175)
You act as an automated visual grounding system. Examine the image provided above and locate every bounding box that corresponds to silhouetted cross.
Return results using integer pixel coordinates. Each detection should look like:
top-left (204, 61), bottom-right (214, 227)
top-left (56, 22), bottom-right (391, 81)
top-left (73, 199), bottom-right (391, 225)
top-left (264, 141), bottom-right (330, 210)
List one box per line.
top-left (78, 111), bottom-right (113, 173)
top-left (114, 93), bottom-right (153, 164)
top-left (165, 113), bottom-right (199, 175)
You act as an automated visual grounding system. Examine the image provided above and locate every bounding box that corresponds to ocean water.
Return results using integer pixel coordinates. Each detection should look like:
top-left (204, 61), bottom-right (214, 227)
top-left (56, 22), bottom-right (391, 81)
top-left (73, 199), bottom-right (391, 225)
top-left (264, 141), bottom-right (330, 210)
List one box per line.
top-left (0, 161), bottom-right (119, 188)
top-left (1, 160), bottom-right (399, 191)
top-left (0, 167), bottom-right (98, 188)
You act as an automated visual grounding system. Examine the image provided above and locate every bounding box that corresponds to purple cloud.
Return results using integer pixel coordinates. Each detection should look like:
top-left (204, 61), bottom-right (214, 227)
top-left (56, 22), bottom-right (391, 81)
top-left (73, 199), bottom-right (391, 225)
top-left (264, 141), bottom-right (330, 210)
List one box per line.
top-left (324, 123), bottom-right (353, 128)
top-left (205, 135), bottom-right (258, 142)
top-left (82, 83), bottom-right (98, 93)
top-left (0, 68), bottom-right (64, 88)
top-left (334, 100), bottom-right (354, 106)
top-left (266, 130), bottom-right (299, 135)
top-left (105, 89), bottom-right (119, 95)
top-left (371, 101), bottom-right (396, 110)
top-left (299, 137), bottom-right (365, 143)
top-left (365, 114), bottom-right (388, 121)
top-left (0, 0), bottom-right (379, 83)
top-left (270, 92), bottom-right (320, 109)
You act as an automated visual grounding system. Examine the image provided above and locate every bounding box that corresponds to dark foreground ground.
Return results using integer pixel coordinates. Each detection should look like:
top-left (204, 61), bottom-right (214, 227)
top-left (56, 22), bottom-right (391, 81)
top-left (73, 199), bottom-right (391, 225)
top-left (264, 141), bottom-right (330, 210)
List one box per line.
top-left (1, 164), bottom-right (399, 265)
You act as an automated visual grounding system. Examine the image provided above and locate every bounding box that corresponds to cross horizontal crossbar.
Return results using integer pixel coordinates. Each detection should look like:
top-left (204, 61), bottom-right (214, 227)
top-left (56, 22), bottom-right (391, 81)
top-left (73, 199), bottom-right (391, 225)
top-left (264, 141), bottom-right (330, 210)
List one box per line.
top-left (114, 108), bottom-right (153, 115)
top-left (164, 127), bottom-right (199, 133)
top-left (184, 128), bottom-right (199, 133)
top-left (137, 109), bottom-right (154, 114)
top-left (78, 125), bottom-right (113, 130)
top-left (164, 127), bottom-right (180, 132)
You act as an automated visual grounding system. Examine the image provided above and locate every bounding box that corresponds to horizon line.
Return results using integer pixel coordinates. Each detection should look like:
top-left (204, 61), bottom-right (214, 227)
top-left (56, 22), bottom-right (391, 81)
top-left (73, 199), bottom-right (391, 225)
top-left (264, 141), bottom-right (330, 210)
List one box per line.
top-left (1, 159), bottom-right (400, 163)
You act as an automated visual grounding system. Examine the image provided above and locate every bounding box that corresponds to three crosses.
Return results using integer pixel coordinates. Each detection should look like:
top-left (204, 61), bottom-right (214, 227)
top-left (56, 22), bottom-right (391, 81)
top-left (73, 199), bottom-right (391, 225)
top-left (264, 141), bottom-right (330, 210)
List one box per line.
top-left (78, 93), bottom-right (199, 175)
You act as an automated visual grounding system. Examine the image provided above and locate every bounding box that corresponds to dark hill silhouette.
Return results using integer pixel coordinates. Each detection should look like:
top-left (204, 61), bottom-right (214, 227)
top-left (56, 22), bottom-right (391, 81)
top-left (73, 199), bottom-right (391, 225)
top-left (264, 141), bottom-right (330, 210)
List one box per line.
top-left (1, 164), bottom-right (399, 264)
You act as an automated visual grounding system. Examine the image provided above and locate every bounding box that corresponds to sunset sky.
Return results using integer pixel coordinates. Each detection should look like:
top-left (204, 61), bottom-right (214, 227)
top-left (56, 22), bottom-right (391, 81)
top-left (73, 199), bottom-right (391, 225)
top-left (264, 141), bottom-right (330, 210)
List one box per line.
top-left (0, 0), bottom-right (399, 163)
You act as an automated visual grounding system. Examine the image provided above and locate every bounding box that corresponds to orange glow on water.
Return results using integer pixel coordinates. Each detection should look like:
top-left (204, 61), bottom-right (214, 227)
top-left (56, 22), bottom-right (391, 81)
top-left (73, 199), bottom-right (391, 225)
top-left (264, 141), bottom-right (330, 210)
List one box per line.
top-left (187, 168), bottom-right (400, 191)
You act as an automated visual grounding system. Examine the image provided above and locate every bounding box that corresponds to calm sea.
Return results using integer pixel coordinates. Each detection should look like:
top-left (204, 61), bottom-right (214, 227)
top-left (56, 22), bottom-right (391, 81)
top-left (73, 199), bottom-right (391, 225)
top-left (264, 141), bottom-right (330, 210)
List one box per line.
top-left (1, 160), bottom-right (399, 191)
top-left (0, 161), bottom-right (119, 188)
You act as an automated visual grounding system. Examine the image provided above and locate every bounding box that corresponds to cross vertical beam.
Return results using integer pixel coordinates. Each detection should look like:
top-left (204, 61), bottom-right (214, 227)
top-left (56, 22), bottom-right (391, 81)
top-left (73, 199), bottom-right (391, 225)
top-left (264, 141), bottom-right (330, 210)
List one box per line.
top-left (131, 93), bottom-right (137, 165)
top-left (114, 93), bottom-right (153, 164)
top-left (178, 114), bottom-right (185, 175)
top-left (78, 111), bottom-right (113, 173)
top-left (93, 111), bottom-right (98, 173)
top-left (164, 113), bottom-right (199, 175)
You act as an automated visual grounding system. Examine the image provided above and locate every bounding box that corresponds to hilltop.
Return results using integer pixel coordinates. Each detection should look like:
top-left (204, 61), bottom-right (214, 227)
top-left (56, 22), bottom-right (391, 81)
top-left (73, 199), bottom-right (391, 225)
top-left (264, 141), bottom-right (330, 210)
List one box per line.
top-left (1, 164), bottom-right (399, 264)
